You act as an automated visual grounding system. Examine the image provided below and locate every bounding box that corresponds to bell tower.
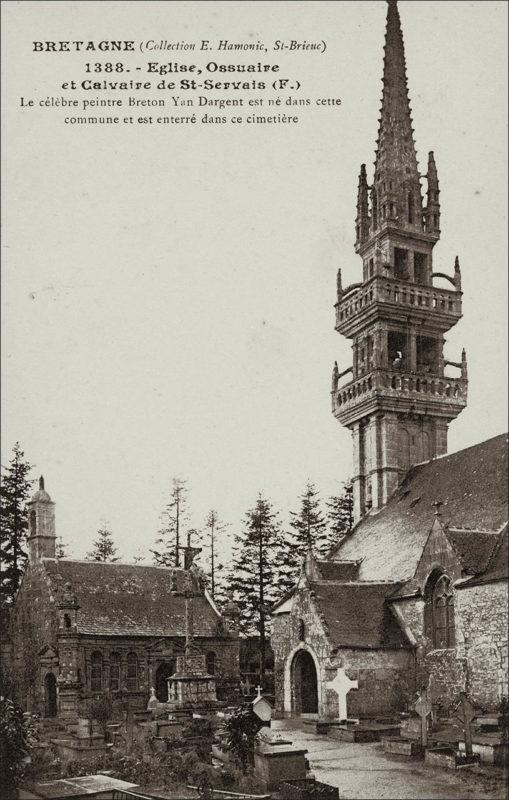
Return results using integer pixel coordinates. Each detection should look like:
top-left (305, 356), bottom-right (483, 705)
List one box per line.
top-left (27, 476), bottom-right (56, 562)
top-left (332, 0), bottom-right (467, 522)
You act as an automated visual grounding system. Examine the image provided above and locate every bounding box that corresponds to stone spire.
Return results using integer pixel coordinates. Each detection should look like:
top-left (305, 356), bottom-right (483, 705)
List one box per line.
top-left (372, 0), bottom-right (422, 233)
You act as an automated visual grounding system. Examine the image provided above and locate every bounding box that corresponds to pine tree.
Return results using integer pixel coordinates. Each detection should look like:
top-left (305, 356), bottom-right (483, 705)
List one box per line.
top-left (0, 443), bottom-right (33, 605)
top-left (289, 481), bottom-right (329, 559)
top-left (228, 495), bottom-right (284, 682)
top-left (151, 478), bottom-right (188, 567)
top-left (87, 526), bottom-right (119, 562)
top-left (326, 481), bottom-right (354, 551)
top-left (200, 510), bottom-right (229, 598)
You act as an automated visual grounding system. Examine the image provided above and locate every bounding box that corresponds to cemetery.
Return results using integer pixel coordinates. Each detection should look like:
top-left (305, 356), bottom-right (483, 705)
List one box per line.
top-left (14, 673), bottom-right (508, 799)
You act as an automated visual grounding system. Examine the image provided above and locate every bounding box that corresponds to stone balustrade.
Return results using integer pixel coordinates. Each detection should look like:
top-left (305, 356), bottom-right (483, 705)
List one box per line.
top-left (335, 277), bottom-right (462, 330)
top-left (332, 368), bottom-right (468, 415)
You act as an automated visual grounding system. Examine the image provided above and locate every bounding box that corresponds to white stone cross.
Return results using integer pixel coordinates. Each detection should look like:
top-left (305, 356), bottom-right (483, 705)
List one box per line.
top-left (325, 668), bottom-right (358, 721)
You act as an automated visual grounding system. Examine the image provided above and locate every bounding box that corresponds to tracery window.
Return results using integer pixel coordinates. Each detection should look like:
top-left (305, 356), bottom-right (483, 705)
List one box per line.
top-left (432, 574), bottom-right (455, 648)
top-left (109, 652), bottom-right (121, 691)
top-left (90, 651), bottom-right (103, 692)
top-left (126, 652), bottom-right (138, 691)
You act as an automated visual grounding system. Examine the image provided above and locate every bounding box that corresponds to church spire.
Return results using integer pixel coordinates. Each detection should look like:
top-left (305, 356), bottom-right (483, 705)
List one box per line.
top-left (371, 0), bottom-right (422, 234)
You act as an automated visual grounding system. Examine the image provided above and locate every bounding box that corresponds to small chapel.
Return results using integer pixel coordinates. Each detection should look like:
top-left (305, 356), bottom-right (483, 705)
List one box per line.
top-left (9, 478), bottom-right (241, 721)
top-left (272, 0), bottom-right (508, 723)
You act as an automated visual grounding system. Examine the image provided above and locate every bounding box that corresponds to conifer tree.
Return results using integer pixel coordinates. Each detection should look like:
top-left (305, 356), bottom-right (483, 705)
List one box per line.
top-left (326, 481), bottom-right (354, 551)
top-left (87, 526), bottom-right (119, 562)
top-left (151, 478), bottom-right (188, 567)
top-left (200, 510), bottom-right (229, 598)
top-left (228, 495), bottom-right (284, 682)
top-left (0, 443), bottom-right (33, 605)
top-left (289, 481), bottom-right (329, 559)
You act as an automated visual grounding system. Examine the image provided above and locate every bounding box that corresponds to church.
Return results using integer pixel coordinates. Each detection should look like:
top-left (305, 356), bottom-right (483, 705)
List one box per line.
top-left (9, 478), bottom-right (241, 721)
top-left (272, 0), bottom-right (508, 722)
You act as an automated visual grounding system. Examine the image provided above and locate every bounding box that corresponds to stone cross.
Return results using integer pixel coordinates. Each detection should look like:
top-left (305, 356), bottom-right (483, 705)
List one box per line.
top-left (414, 690), bottom-right (432, 748)
top-left (147, 686), bottom-right (158, 711)
top-left (325, 668), bottom-right (358, 721)
top-left (255, 685), bottom-right (263, 699)
top-left (454, 692), bottom-right (475, 756)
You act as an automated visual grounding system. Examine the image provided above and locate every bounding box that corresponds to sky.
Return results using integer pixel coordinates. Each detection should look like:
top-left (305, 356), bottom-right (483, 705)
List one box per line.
top-left (2, 1), bottom-right (507, 564)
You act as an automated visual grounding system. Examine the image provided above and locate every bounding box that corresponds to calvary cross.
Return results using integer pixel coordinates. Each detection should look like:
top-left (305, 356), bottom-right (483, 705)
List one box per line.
top-left (325, 668), bottom-right (358, 721)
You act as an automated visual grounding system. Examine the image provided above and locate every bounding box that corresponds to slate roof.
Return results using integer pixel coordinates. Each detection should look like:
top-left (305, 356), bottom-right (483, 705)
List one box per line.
top-left (309, 581), bottom-right (410, 649)
top-left (316, 560), bottom-right (361, 581)
top-left (45, 560), bottom-right (222, 638)
top-left (456, 524), bottom-right (508, 588)
top-left (332, 434), bottom-right (508, 582)
top-left (445, 528), bottom-right (500, 574)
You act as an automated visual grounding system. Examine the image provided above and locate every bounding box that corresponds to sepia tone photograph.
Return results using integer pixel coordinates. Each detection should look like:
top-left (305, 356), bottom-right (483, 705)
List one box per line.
top-left (1, 1), bottom-right (507, 798)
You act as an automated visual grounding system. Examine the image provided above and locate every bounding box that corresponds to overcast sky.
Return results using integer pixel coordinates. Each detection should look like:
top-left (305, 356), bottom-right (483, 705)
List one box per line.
top-left (2, 1), bottom-right (507, 563)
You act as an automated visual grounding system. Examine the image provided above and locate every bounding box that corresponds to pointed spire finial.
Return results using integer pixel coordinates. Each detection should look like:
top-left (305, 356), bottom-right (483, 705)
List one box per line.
top-left (39, 476), bottom-right (45, 491)
top-left (371, 0), bottom-right (423, 235)
top-left (461, 348), bottom-right (468, 379)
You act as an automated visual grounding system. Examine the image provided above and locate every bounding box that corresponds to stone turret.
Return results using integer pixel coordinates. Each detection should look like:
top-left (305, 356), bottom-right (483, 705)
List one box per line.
top-left (424, 151), bottom-right (441, 237)
top-left (355, 164), bottom-right (370, 250)
top-left (27, 476), bottom-right (56, 562)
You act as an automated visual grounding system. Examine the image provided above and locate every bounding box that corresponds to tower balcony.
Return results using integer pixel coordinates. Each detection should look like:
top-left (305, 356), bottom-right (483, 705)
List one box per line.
top-left (332, 367), bottom-right (467, 427)
top-left (335, 276), bottom-right (462, 337)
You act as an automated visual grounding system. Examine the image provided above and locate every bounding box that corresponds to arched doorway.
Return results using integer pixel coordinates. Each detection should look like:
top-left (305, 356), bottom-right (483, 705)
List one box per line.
top-left (155, 661), bottom-right (176, 702)
top-left (291, 650), bottom-right (318, 715)
top-left (44, 673), bottom-right (57, 717)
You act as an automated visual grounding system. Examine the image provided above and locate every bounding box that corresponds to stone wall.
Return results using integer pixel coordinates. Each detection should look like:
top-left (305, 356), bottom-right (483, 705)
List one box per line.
top-left (10, 562), bottom-right (59, 713)
top-left (272, 586), bottom-right (332, 717)
top-left (456, 580), bottom-right (508, 710)
top-left (333, 648), bottom-right (414, 719)
top-left (424, 648), bottom-right (466, 714)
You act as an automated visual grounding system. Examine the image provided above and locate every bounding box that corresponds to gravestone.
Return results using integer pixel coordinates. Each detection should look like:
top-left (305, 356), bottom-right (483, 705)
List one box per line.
top-left (325, 668), bottom-right (358, 720)
top-left (252, 685), bottom-right (272, 725)
top-left (454, 692), bottom-right (475, 757)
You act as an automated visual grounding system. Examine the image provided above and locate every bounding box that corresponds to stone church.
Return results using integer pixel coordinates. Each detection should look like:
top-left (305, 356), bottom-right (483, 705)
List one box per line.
top-left (272, 0), bottom-right (508, 722)
top-left (9, 478), bottom-right (240, 721)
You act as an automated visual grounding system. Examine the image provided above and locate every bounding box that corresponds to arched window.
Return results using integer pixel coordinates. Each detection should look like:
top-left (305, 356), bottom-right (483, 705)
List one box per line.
top-left (63, 614), bottom-right (71, 629)
top-left (206, 652), bottom-right (216, 676)
top-left (109, 652), bottom-right (121, 691)
top-left (126, 653), bottom-right (138, 691)
top-left (90, 651), bottom-right (103, 692)
top-left (432, 574), bottom-right (455, 649)
top-left (30, 510), bottom-right (36, 535)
